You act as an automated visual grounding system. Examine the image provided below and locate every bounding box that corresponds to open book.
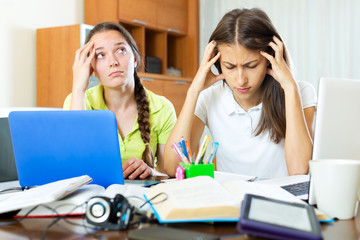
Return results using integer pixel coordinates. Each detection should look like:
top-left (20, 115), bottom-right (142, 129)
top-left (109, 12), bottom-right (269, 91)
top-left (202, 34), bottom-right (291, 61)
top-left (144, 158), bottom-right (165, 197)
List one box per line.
top-left (0, 175), bottom-right (92, 215)
top-left (145, 176), bottom-right (327, 223)
top-left (15, 182), bottom-right (151, 218)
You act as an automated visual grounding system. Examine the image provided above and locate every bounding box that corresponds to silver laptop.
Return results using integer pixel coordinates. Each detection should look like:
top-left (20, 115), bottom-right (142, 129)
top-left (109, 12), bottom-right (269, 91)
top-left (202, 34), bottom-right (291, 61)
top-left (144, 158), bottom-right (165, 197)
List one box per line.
top-left (0, 118), bottom-right (18, 182)
top-left (308, 77), bottom-right (360, 205)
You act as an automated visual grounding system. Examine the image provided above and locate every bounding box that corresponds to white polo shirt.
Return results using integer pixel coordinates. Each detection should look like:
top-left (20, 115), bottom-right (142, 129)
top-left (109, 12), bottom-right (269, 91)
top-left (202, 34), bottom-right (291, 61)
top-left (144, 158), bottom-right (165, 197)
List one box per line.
top-left (195, 81), bottom-right (317, 179)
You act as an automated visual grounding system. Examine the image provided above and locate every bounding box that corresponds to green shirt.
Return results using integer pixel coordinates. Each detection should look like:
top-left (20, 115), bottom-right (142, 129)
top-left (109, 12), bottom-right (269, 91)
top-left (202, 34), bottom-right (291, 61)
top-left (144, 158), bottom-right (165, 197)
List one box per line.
top-left (63, 85), bottom-right (177, 163)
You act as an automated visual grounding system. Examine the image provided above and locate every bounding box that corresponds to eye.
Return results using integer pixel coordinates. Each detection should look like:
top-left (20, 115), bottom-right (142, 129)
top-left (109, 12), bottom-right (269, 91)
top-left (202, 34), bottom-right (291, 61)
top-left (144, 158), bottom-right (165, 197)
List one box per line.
top-left (116, 48), bottom-right (127, 55)
top-left (247, 64), bottom-right (258, 69)
top-left (96, 53), bottom-right (104, 59)
top-left (224, 64), bottom-right (235, 70)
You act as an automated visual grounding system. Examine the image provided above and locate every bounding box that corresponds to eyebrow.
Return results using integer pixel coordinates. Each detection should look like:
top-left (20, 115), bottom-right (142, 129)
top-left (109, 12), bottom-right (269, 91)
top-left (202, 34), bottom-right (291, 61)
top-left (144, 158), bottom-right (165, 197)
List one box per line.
top-left (222, 59), bottom-right (259, 66)
top-left (95, 42), bottom-right (126, 51)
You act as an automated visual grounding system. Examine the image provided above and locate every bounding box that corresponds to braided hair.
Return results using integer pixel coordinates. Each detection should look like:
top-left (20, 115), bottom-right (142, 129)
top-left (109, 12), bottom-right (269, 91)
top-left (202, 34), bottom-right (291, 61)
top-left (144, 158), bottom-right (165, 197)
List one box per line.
top-left (86, 22), bottom-right (154, 167)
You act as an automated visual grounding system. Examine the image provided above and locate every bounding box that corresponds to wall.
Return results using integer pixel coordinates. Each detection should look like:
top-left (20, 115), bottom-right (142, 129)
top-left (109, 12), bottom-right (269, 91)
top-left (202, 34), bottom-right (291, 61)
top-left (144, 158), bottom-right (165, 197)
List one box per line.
top-left (3, 0), bottom-right (359, 107)
top-left (0, 0), bottom-right (83, 107)
top-left (200, 0), bottom-right (360, 90)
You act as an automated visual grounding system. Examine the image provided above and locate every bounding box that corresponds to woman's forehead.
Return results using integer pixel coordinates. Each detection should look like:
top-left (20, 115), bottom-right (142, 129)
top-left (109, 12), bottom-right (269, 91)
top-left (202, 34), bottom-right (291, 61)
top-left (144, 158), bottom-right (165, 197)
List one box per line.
top-left (91, 30), bottom-right (127, 46)
top-left (218, 43), bottom-right (261, 63)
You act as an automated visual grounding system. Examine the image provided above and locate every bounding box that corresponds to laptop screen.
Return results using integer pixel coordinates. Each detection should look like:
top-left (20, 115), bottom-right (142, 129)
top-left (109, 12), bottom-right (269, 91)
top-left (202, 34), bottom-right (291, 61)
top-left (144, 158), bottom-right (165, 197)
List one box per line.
top-left (312, 77), bottom-right (360, 160)
top-left (309, 77), bottom-right (360, 204)
top-left (0, 118), bottom-right (18, 182)
top-left (8, 110), bottom-right (124, 188)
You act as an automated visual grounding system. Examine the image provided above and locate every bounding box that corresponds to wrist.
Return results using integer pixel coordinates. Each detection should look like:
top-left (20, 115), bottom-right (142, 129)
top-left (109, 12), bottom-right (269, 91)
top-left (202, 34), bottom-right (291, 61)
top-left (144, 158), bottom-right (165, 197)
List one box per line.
top-left (187, 84), bottom-right (202, 97)
top-left (72, 85), bottom-right (87, 96)
top-left (281, 80), bottom-right (298, 94)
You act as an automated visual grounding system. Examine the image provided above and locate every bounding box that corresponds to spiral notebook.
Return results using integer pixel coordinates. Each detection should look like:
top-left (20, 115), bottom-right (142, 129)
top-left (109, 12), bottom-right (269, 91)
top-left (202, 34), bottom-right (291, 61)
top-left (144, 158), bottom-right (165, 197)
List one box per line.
top-left (8, 110), bottom-right (123, 188)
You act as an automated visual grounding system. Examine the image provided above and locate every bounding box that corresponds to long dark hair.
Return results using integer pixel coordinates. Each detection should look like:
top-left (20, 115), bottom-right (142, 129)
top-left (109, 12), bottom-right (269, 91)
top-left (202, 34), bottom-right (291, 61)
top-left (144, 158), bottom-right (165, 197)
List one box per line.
top-left (210, 8), bottom-right (290, 144)
top-left (86, 22), bottom-right (154, 167)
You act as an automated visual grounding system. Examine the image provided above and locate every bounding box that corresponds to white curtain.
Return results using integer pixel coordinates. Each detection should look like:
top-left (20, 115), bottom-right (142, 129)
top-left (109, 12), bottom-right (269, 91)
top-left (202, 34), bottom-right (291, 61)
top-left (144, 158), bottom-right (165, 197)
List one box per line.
top-left (199, 0), bottom-right (360, 90)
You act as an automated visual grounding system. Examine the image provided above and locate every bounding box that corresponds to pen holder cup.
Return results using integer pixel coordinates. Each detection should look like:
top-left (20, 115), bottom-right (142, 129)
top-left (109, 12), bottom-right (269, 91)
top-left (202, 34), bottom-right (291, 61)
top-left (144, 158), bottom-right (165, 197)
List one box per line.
top-left (179, 162), bottom-right (215, 178)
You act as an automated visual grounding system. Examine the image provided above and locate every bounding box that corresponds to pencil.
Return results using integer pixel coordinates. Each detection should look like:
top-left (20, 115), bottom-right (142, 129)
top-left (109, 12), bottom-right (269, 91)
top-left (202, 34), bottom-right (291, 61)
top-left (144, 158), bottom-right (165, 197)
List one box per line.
top-left (205, 142), bottom-right (219, 164)
top-left (195, 135), bottom-right (210, 165)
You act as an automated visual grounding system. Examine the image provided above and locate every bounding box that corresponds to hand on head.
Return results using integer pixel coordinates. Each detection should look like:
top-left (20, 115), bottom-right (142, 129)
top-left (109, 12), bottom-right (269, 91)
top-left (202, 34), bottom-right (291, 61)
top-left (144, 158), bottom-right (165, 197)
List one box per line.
top-left (72, 41), bottom-right (96, 92)
top-left (122, 157), bottom-right (153, 180)
top-left (192, 41), bottom-right (225, 92)
top-left (260, 36), bottom-right (295, 89)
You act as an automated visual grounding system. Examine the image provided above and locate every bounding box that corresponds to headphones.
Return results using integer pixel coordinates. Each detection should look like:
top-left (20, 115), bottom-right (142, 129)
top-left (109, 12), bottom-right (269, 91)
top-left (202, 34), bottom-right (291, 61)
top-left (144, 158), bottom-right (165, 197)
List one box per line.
top-left (85, 194), bottom-right (134, 230)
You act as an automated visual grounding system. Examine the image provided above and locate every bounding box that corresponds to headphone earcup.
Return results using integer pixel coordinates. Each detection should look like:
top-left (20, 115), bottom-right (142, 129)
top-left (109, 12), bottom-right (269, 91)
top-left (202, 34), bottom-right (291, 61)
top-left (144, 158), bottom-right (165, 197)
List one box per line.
top-left (85, 194), bottom-right (134, 230)
top-left (86, 196), bottom-right (112, 225)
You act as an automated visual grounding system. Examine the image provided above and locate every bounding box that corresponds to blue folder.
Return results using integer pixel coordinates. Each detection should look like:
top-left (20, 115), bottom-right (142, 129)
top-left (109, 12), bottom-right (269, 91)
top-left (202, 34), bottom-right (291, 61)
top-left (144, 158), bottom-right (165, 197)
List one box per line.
top-left (8, 110), bottom-right (123, 187)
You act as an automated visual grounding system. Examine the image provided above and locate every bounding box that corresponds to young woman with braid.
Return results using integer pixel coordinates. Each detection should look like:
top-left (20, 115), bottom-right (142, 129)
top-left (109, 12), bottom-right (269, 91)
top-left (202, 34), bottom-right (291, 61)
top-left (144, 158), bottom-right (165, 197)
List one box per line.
top-left (63, 22), bottom-right (176, 179)
top-left (164, 8), bottom-right (317, 178)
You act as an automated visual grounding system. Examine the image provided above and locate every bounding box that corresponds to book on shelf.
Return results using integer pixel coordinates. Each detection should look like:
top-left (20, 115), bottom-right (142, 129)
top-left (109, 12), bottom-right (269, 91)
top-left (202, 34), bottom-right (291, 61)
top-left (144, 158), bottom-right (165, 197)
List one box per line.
top-left (145, 176), bottom-right (330, 223)
top-left (15, 182), bottom-right (151, 218)
top-left (0, 175), bottom-right (92, 215)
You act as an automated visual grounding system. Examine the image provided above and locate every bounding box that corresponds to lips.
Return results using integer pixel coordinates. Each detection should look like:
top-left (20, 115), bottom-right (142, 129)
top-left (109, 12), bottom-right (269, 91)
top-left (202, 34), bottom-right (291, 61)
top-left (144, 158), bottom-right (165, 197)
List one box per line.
top-left (237, 87), bottom-right (250, 93)
top-left (108, 70), bottom-right (124, 77)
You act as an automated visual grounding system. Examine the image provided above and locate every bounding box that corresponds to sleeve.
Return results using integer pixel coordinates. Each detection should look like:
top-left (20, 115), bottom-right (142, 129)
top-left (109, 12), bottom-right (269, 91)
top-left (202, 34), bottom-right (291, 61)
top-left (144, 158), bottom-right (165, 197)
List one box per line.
top-left (63, 94), bottom-right (72, 110)
top-left (157, 98), bottom-right (177, 144)
top-left (298, 81), bottom-right (317, 109)
top-left (194, 90), bottom-right (208, 125)
top-left (62, 93), bottom-right (93, 110)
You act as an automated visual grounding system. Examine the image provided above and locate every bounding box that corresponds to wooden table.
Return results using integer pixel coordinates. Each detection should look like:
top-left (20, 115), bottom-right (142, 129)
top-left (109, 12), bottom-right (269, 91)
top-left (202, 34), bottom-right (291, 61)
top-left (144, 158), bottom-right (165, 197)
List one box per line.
top-left (0, 212), bottom-right (359, 239)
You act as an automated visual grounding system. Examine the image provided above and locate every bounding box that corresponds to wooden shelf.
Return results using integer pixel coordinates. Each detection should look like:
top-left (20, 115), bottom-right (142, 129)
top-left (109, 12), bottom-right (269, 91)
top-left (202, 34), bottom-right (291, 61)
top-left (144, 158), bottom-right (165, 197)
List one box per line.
top-left (85, 0), bottom-right (198, 79)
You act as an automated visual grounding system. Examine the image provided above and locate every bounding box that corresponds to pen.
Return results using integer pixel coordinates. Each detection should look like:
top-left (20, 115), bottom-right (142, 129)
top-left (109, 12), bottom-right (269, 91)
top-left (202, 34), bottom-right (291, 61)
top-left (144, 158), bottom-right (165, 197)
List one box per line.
top-left (171, 143), bottom-right (183, 162)
top-left (185, 140), bottom-right (193, 162)
top-left (181, 137), bottom-right (189, 161)
top-left (172, 143), bottom-right (191, 164)
top-left (205, 142), bottom-right (219, 164)
top-left (195, 135), bottom-right (210, 165)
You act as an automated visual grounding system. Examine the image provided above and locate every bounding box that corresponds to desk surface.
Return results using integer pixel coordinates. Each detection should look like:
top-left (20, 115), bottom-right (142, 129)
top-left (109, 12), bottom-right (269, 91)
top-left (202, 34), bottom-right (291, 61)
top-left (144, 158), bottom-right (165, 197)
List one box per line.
top-left (0, 213), bottom-right (359, 240)
top-left (1, 178), bottom-right (359, 239)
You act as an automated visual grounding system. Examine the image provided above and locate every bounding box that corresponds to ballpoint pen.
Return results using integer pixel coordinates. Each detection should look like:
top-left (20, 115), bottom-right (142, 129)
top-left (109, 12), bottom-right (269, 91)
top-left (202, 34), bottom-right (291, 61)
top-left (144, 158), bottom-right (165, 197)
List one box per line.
top-left (181, 137), bottom-right (189, 161)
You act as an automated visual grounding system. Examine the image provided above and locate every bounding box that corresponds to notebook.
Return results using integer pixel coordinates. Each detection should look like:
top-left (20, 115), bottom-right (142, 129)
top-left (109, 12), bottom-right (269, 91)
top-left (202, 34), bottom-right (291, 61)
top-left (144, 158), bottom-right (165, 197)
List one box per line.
top-left (0, 118), bottom-right (18, 182)
top-left (8, 110), bottom-right (124, 188)
top-left (308, 77), bottom-right (360, 204)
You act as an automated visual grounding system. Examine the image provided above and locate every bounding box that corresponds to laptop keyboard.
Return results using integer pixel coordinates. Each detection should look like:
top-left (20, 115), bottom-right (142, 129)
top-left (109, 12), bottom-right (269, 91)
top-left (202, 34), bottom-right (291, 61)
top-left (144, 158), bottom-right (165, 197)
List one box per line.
top-left (281, 181), bottom-right (310, 197)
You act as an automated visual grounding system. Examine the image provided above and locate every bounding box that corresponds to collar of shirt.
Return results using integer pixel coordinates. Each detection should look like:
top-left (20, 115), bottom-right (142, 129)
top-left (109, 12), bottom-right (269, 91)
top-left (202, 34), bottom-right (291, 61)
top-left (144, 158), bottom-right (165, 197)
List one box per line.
top-left (222, 84), bottom-right (262, 115)
top-left (88, 84), bottom-right (163, 114)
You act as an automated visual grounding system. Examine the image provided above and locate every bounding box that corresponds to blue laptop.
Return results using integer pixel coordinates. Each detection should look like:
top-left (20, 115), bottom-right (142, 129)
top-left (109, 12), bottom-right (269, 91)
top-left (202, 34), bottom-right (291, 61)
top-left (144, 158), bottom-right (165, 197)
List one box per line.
top-left (8, 110), bottom-right (124, 188)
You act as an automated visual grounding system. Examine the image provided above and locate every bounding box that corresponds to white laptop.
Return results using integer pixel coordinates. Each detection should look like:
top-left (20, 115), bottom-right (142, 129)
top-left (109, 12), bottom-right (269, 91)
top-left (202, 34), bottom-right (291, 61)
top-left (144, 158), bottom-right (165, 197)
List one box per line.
top-left (308, 77), bottom-right (360, 205)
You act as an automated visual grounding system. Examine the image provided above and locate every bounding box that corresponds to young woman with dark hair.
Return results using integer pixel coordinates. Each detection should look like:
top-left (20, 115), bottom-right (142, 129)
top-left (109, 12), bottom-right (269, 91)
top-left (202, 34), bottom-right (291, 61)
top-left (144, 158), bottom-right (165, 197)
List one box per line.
top-left (64, 22), bottom-right (176, 179)
top-left (164, 8), bottom-right (316, 178)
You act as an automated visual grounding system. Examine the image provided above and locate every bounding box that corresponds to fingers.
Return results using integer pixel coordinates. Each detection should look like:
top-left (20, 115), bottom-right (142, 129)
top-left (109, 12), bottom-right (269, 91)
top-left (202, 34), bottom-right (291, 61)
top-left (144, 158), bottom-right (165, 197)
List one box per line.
top-left (268, 36), bottom-right (284, 61)
top-left (201, 41), bottom-right (217, 65)
top-left (85, 47), bottom-right (96, 66)
top-left (76, 41), bottom-right (95, 64)
top-left (260, 50), bottom-right (275, 65)
top-left (122, 158), bottom-right (152, 180)
top-left (260, 36), bottom-right (284, 65)
top-left (208, 51), bottom-right (221, 66)
top-left (214, 73), bottom-right (225, 82)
